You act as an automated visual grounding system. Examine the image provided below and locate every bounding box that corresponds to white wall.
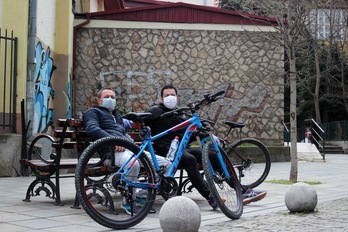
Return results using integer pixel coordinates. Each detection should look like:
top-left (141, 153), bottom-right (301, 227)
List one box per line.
top-left (37, 0), bottom-right (56, 48)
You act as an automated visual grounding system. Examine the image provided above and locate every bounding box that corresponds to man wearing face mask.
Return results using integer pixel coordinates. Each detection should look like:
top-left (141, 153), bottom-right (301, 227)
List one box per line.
top-left (144, 84), bottom-right (222, 209)
top-left (145, 84), bottom-right (267, 207)
top-left (83, 87), bottom-right (169, 215)
top-left (83, 87), bottom-right (141, 215)
top-left (83, 87), bottom-right (130, 141)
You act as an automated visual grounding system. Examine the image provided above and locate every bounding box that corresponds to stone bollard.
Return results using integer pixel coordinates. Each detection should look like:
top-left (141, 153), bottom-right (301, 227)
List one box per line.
top-left (285, 182), bottom-right (318, 213)
top-left (159, 196), bottom-right (201, 232)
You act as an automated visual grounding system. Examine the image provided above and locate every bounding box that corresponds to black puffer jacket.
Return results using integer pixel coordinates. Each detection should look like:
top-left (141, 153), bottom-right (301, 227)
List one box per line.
top-left (83, 106), bottom-right (131, 141)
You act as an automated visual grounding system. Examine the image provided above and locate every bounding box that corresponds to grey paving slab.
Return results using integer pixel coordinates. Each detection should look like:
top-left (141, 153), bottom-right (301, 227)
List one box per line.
top-left (0, 154), bottom-right (347, 231)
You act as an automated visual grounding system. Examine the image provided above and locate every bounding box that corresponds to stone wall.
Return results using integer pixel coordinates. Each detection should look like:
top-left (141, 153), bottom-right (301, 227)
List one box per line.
top-left (74, 27), bottom-right (284, 145)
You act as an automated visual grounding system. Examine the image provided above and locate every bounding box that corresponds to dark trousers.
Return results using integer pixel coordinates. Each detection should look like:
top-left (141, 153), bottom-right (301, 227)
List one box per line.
top-left (180, 148), bottom-right (218, 200)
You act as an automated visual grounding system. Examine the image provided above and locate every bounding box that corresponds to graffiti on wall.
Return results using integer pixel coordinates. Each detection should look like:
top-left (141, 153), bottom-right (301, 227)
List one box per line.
top-left (97, 71), bottom-right (270, 128)
top-left (97, 69), bottom-right (171, 112)
top-left (33, 42), bottom-right (55, 133)
top-left (224, 83), bottom-right (270, 122)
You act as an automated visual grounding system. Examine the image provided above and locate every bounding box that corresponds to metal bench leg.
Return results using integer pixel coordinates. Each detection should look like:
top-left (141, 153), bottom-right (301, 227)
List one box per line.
top-left (54, 170), bottom-right (64, 206)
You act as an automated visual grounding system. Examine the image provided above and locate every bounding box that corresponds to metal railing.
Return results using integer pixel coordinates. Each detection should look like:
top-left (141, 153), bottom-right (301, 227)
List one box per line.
top-left (0, 29), bottom-right (18, 133)
top-left (281, 120), bottom-right (290, 145)
top-left (283, 119), bottom-right (326, 160)
top-left (304, 119), bottom-right (325, 160)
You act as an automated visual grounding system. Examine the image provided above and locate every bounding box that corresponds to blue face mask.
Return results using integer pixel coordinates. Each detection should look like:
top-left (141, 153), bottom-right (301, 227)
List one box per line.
top-left (101, 97), bottom-right (116, 111)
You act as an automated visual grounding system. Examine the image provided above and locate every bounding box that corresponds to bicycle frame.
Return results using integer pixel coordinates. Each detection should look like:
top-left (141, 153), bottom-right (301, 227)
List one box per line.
top-left (116, 113), bottom-right (230, 190)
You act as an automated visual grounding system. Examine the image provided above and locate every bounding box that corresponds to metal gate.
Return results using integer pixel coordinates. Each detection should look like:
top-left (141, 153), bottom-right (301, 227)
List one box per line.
top-left (0, 29), bottom-right (18, 133)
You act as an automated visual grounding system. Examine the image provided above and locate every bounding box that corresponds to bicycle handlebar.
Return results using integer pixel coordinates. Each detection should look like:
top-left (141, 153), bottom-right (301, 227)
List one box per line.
top-left (160, 90), bottom-right (225, 118)
top-left (209, 90), bottom-right (225, 100)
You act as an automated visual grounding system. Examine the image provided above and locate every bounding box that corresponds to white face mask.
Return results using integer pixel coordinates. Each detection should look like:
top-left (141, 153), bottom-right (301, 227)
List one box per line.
top-left (163, 95), bottom-right (177, 109)
top-left (101, 97), bottom-right (116, 111)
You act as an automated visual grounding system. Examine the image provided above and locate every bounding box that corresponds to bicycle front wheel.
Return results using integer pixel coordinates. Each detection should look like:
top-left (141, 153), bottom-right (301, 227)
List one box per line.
top-left (227, 138), bottom-right (271, 190)
top-left (75, 136), bottom-right (157, 230)
top-left (202, 140), bottom-right (243, 219)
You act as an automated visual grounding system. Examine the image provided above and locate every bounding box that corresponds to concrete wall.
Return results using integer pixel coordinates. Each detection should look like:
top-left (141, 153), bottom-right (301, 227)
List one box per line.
top-left (0, 0), bottom-right (29, 134)
top-left (0, 1), bottom-right (75, 177)
top-left (30, 0), bottom-right (74, 135)
top-left (0, 134), bottom-right (22, 177)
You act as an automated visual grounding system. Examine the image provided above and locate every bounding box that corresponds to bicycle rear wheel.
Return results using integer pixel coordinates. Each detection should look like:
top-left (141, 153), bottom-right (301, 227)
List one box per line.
top-left (227, 138), bottom-right (271, 190)
top-left (202, 140), bottom-right (243, 219)
top-left (75, 137), bottom-right (156, 229)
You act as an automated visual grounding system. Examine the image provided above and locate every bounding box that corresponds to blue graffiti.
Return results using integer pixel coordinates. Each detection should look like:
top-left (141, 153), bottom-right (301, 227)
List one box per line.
top-left (33, 42), bottom-right (55, 133)
top-left (65, 78), bottom-right (71, 118)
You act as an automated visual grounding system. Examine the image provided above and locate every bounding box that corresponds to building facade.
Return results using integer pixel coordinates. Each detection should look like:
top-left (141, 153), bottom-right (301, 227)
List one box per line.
top-left (0, 0), bottom-right (284, 177)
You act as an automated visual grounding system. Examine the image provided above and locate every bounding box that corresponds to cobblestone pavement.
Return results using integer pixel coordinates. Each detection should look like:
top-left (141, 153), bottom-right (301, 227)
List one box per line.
top-left (201, 198), bottom-right (348, 232)
top-left (1, 154), bottom-right (347, 231)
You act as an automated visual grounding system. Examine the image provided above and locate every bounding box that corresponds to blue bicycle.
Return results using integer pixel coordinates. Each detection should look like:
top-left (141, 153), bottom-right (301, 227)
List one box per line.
top-left (75, 91), bottom-right (243, 229)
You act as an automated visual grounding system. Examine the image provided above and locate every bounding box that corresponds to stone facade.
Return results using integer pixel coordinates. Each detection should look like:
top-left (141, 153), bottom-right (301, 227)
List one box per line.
top-left (74, 27), bottom-right (284, 145)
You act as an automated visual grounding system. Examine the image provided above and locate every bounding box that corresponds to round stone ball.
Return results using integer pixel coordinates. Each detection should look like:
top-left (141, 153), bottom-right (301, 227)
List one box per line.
top-left (159, 196), bottom-right (201, 232)
top-left (285, 182), bottom-right (318, 213)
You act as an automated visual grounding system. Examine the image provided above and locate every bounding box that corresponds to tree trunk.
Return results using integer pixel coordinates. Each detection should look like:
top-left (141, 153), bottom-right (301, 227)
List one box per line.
top-left (314, 46), bottom-right (321, 123)
top-left (289, 45), bottom-right (298, 182)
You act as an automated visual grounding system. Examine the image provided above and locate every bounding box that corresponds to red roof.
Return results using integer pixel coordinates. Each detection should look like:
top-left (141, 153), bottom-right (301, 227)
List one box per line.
top-left (89, 2), bottom-right (278, 26)
top-left (104, 0), bottom-right (170, 10)
top-left (124, 0), bottom-right (171, 8)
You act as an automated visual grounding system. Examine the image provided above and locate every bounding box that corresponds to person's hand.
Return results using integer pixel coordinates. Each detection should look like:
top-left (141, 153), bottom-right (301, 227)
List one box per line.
top-left (122, 118), bottom-right (133, 130)
top-left (115, 146), bottom-right (125, 152)
top-left (212, 134), bottom-right (221, 145)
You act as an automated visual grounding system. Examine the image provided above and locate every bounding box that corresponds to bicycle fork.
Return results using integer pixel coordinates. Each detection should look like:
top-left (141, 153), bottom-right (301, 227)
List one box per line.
top-left (196, 132), bottom-right (231, 181)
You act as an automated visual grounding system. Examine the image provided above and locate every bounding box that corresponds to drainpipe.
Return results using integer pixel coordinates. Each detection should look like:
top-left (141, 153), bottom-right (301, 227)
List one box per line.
top-left (72, 12), bottom-right (90, 117)
top-left (26, 0), bottom-right (37, 137)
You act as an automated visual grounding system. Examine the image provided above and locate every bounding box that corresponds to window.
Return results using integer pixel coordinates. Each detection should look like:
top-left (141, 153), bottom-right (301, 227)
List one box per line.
top-left (310, 8), bottom-right (348, 40)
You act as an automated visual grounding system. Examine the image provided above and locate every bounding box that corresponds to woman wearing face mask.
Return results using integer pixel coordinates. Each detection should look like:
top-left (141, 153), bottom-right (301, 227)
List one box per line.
top-left (144, 84), bottom-right (223, 210)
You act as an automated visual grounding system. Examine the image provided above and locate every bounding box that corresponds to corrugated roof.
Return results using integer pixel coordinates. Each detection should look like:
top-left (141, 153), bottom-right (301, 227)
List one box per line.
top-left (124, 0), bottom-right (171, 8)
top-left (87, 2), bottom-right (278, 26)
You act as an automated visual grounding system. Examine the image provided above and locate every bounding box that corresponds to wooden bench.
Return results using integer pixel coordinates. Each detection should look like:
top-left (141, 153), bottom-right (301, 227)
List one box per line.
top-left (20, 118), bottom-right (143, 205)
top-left (20, 117), bottom-right (197, 206)
top-left (20, 118), bottom-right (93, 206)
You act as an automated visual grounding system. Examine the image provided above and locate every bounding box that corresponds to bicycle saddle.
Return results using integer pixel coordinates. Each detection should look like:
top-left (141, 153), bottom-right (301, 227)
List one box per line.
top-left (224, 120), bottom-right (245, 128)
top-left (123, 112), bottom-right (153, 122)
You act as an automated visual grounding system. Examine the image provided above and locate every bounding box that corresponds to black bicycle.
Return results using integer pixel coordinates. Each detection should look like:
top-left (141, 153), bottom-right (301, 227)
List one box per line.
top-left (220, 121), bottom-right (271, 191)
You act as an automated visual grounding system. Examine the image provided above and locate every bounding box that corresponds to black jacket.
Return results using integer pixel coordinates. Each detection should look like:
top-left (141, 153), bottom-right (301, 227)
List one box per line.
top-left (145, 103), bottom-right (193, 156)
top-left (83, 106), bottom-right (131, 141)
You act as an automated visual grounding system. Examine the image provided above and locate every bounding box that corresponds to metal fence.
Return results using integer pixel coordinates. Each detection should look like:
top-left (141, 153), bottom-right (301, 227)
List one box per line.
top-left (284, 120), bottom-right (348, 142)
top-left (320, 120), bottom-right (348, 141)
top-left (0, 29), bottom-right (18, 133)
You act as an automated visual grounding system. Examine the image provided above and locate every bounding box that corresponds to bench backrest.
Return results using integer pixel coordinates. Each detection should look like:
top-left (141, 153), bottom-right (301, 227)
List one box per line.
top-left (54, 118), bottom-right (142, 152)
